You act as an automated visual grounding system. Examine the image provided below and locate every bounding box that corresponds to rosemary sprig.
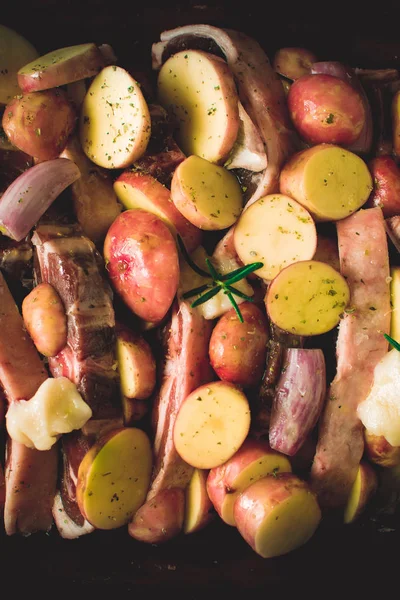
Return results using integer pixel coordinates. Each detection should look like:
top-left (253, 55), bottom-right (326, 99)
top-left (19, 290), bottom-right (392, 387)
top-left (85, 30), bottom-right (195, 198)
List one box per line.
top-left (178, 235), bottom-right (263, 323)
top-left (384, 333), bottom-right (400, 352)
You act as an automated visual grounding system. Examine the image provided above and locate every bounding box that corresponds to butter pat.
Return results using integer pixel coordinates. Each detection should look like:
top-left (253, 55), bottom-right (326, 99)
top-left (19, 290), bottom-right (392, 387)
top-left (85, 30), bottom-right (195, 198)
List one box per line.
top-left (357, 349), bottom-right (400, 447)
top-left (6, 377), bottom-right (92, 450)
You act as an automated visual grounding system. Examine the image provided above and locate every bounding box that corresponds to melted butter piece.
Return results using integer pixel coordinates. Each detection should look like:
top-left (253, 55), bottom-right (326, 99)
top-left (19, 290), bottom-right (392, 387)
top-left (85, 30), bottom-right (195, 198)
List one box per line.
top-left (357, 348), bottom-right (400, 447)
top-left (6, 377), bottom-right (92, 451)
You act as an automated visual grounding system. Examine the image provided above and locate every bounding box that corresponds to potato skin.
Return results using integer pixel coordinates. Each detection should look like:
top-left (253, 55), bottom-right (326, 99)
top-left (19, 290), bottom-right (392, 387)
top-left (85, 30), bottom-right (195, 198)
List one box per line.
top-left (2, 89), bottom-right (76, 160)
top-left (288, 73), bottom-right (365, 146)
top-left (209, 302), bottom-right (268, 387)
top-left (22, 283), bottom-right (67, 357)
top-left (128, 488), bottom-right (185, 543)
top-left (104, 209), bottom-right (179, 323)
top-left (367, 156), bottom-right (400, 218)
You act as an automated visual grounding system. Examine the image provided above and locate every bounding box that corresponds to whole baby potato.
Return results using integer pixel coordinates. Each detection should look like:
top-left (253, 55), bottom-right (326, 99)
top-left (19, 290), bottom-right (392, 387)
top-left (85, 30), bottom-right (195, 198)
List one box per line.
top-left (22, 282), bottom-right (67, 357)
top-left (209, 302), bottom-right (268, 387)
top-left (367, 155), bottom-right (400, 218)
top-left (104, 209), bottom-right (179, 323)
top-left (2, 89), bottom-right (76, 160)
top-left (288, 73), bottom-right (366, 146)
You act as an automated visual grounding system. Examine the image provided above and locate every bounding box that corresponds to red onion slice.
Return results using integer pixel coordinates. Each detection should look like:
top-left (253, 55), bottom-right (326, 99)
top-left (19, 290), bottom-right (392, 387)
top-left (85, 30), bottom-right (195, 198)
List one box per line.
top-left (269, 348), bottom-right (326, 456)
top-left (0, 158), bottom-right (80, 241)
top-left (311, 61), bottom-right (373, 154)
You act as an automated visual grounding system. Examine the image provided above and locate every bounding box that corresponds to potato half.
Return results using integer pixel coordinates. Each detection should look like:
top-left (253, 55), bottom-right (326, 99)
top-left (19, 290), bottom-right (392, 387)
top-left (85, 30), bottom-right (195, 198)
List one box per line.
top-left (280, 144), bottom-right (373, 221)
top-left (171, 155), bottom-right (243, 230)
top-left (157, 49), bottom-right (239, 164)
top-left (174, 381), bottom-right (251, 469)
top-left (76, 427), bottom-right (152, 529)
top-left (234, 193), bottom-right (317, 281)
top-left (266, 260), bottom-right (350, 335)
top-left (80, 65), bottom-right (151, 168)
top-left (0, 24), bottom-right (38, 104)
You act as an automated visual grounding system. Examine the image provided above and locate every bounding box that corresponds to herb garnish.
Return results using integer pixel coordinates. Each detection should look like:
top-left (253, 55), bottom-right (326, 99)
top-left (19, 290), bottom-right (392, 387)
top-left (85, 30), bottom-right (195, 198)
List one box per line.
top-left (384, 333), bottom-right (400, 352)
top-left (177, 235), bottom-right (263, 323)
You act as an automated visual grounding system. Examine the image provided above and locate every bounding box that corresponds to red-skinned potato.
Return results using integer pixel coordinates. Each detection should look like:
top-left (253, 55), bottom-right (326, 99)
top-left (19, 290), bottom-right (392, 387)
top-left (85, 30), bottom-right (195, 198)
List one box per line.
top-left (2, 89), bottom-right (76, 160)
top-left (273, 47), bottom-right (317, 81)
top-left (17, 43), bottom-right (106, 93)
top-left (116, 324), bottom-right (156, 400)
top-left (104, 209), bottom-right (179, 323)
top-left (209, 302), bottom-right (268, 387)
top-left (22, 283), bottom-right (67, 357)
top-left (367, 156), bottom-right (400, 217)
top-left (364, 431), bottom-right (400, 468)
top-left (206, 439), bottom-right (291, 526)
top-left (344, 461), bottom-right (378, 524)
top-left (113, 169), bottom-right (201, 253)
top-left (128, 488), bottom-right (185, 543)
top-left (288, 73), bottom-right (366, 146)
top-left (234, 472), bottom-right (321, 558)
top-left (184, 469), bottom-right (215, 534)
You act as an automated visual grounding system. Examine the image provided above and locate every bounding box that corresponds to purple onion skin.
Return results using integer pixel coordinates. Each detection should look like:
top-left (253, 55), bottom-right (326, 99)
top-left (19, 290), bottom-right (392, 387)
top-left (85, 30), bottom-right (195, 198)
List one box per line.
top-left (311, 61), bottom-right (373, 154)
top-left (269, 348), bottom-right (326, 456)
top-left (0, 158), bottom-right (80, 241)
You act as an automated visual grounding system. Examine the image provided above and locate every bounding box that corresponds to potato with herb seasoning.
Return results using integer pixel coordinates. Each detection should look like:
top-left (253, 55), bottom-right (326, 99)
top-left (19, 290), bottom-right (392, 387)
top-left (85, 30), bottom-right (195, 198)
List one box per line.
top-left (2, 89), bottom-right (76, 160)
top-left (0, 25), bottom-right (38, 104)
top-left (77, 427), bottom-right (152, 529)
top-left (171, 155), bottom-right (243, 230)
top-left (22, 283), bottom-right (67, 357)
top-left (233, 193), bottom-right (317, 281)
top-left (209, 302), bottom-right (268, 387)
top-left (173, 381), bottom-right (251, 469)
top-left (157, 49), bottom-right (239, 164)
top-left (80, 65), bottom-right (151, 168)
top-left (280, 144), bottom-right (373, 221)
top-left (104, 209), bottom-right (179, 323)
top-left (265, 259), bottom-right (350, 336)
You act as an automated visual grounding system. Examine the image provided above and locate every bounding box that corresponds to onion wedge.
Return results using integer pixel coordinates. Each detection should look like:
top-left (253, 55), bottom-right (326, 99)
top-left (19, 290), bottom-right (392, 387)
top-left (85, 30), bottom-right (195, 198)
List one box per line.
top-left (0, 158), bottom-right (80, 241)
top-left (269, 348), bottom-right (326, 456)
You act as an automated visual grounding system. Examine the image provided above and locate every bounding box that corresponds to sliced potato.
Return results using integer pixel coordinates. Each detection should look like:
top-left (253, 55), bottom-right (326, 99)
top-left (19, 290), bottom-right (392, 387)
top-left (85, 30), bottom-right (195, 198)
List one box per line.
top-left (157, 49), bottom-right (239, 164)
top-left (76, 427), bottom-right (152, 529)
top-left (18, 43), bottom-right (105, 93)
top-left (344, 461), bottom-right (378, 524)
top-left (390, 266), bottom-right (400, 341)
top-left (266, 260), bottom-right (350, 335)
top-left (173, 381), bottom-right (251, 470)
top-left (80, 66), bottom-right (151, 168)
top-left (171, 155), bottom-right (243, 230)
top-left (279, 144), bottom-right (373, 221)
top-left (184, 468), bottom-right (215, 534)
top-left (0, 25), bottom-right (38, 104)
top-left (178, 245), bottom-right (253, 320)
top-left (234, 473), bottom-right (321, 558)
top-left (116, 326), bottom-right (156, 400)
top-left (234, 194), bottom-right (317, 281)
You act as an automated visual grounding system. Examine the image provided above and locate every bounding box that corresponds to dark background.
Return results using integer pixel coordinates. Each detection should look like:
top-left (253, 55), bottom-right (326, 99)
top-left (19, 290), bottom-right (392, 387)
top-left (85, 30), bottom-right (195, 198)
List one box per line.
top-left (2, 1), bottom-right (400, 596)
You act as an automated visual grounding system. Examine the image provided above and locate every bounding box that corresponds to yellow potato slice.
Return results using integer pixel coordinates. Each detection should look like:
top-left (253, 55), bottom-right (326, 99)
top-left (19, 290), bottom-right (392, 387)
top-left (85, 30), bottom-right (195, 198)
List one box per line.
top-left (0, 25), bottom-right (38, 104)
top-left (390, 266), bottom-right (400, 341)
top-left (171, 155), bottom-right (243, 230)
top-left (280, 144), bottom-right (373, 221)
top-left (234, 194), bottom-right (317, 281)
top-left (77, 427), bottom-right (152, 529)
top-left (344, 461), bottom-right (377, 524)
top-left (80, 65), bottom-right (151, 168)
top-left (157, 49), bottom-right (239, 164)
top-left (266, 260), bottom-right (350, 335)
top-left (174, 381), bottom-right (251, 469)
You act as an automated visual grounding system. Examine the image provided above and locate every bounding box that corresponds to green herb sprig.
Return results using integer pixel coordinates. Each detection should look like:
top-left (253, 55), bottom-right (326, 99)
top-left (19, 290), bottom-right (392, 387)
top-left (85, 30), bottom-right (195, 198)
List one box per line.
top-left (384, 333), bottom-right (400, 352)
top-left (177, 235), bottom-right (263, 323)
